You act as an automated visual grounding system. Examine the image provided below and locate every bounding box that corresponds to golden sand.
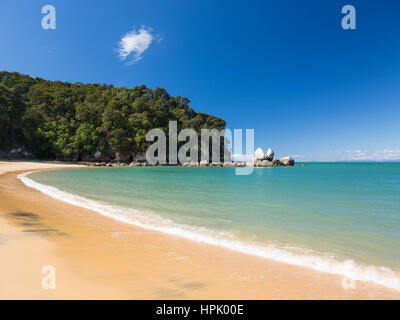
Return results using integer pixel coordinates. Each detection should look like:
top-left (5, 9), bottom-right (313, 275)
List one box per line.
top-left (0, 161), bottom-right (399, 299)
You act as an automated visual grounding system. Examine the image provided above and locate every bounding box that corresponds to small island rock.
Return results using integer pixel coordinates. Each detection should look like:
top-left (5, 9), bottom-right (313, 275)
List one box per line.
top-left (279, 156), bottom-right (294, 166)
top-left (266, 148), bottom-right (274, 161)
top-left (254, 147), bottom-right (265, 160)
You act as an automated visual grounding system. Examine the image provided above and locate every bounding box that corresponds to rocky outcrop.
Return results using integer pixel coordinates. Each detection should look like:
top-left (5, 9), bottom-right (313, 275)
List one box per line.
top-left (209, 162), bottom-right (223, 167)
top-left (252, 150), bottom-right (295, 166)
top-left (253, 158), bottom-right (294, 167)
top-left (254, 147), bottom-right (265, 160)
top-left (253, 159), bottom-right (275, 167)
top-left (78, 147), bottom-right (295, 168)
top-left (181, 161), bottom-right (199, 167)
top-left (279, 156), bottom-right (294, 166)
top-left (253, 147), bottom-right (276, 162)
top-left (82, 158), bottom-right (295, 168)
top-left (129, 161), bottom-right (143, 167)
top-left (199, 160), bottom-right (208, 166)
top-left (265, 148), bottom-right (274, 161)
top-left (234, 162), bottom-right (247, 167)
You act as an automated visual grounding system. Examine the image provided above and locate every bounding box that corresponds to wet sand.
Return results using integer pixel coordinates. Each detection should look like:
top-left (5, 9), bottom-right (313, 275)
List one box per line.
top-left (0, 161), bottom-right (399, 299)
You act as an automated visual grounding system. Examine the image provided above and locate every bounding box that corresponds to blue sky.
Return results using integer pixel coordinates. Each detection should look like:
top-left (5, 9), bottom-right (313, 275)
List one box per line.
top-left (1, 0), bottom-right (399, 161)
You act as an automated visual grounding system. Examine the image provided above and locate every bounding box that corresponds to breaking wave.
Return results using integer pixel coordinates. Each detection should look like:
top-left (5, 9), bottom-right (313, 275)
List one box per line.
top-left (19, 171), bottom-right (400, 291)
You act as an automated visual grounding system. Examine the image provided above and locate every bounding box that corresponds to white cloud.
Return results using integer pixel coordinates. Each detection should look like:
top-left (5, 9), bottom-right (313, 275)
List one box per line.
top-left (117, 26), bottom-right (159, 65)
top-left (288, 148), bottom-right (400, 162)
top-left (344, 149), bottom-right (400, 161)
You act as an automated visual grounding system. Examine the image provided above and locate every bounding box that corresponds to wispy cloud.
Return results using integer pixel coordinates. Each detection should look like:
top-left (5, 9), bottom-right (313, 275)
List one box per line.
top-left (344, 149), bottom-right (400, 161)
top-left (117, 26), bottom-right (160, 65)
top-left (288, 149), bottom-right (400, 162)
top-left (231, 154), bottom-right (254, 162)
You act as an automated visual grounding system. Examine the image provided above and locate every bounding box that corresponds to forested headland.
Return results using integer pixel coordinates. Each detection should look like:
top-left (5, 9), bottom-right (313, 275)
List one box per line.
top-left (0, 71), bottom-right (225, 161)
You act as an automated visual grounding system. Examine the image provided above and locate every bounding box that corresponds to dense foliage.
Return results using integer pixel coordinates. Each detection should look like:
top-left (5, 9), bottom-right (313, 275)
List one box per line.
top-left (0, 71), bottom-right (225, 161)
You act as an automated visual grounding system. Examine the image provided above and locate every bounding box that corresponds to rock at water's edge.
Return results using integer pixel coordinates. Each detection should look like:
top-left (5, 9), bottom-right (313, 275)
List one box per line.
top-left (254, 147), bottom-right (265, 160)
top-left (266, 147), bottom-right (274, 161)
top-left (279, 156), bottom-right (294, 166)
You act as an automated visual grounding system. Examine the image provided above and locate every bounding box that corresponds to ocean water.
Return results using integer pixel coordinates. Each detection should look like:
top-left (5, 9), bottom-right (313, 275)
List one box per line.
top-left (21, 163), bottom-right (400, 290)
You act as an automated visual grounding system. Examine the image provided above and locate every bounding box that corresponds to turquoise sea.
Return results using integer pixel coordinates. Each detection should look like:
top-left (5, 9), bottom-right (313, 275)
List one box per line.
top-left (22, 163), bottom-right (400, 290)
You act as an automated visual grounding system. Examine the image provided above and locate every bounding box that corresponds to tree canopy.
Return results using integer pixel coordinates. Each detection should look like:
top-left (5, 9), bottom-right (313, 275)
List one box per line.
top-left (0, 71), bottom-right (226, 161)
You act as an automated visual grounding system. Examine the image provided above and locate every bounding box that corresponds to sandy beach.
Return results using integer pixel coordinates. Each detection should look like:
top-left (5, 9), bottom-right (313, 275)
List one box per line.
top-left (0, 161), bottom-right (399, 299)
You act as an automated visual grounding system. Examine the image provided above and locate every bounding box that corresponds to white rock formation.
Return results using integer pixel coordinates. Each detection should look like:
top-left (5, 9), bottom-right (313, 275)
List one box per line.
top-left (266, 147), bottom-right (274, 160)
top-left (254, 147), bottom-right (265, 160)
top-left (279, 156), bottom-right (294, 166)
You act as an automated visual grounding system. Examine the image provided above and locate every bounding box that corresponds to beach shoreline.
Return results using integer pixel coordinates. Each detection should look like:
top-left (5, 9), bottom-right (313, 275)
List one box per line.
top-left (1, 161), bottom-right (399, 299)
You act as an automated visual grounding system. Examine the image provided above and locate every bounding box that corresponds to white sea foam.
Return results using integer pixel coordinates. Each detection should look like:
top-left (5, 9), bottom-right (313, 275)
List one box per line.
top-left (19, 171), bottom-right (400, 291)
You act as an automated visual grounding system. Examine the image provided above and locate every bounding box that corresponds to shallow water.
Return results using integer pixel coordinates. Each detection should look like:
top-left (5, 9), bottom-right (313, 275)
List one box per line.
top-left (25, 163), bottom-right (400, 290)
